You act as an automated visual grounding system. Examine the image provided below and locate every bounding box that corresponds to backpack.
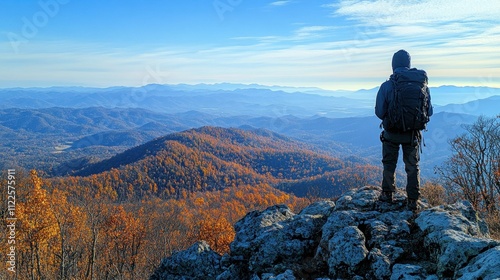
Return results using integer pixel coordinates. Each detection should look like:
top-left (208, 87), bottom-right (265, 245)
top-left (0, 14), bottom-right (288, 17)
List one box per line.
top-left (383, 68), bottom-right (430, 132)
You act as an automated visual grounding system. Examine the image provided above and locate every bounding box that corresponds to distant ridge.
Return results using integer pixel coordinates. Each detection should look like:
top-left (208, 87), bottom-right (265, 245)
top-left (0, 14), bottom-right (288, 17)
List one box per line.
top-left (66, 126), bottom-right (366, 200)
top-left (1, 84), bottom-right (499, 122)
top-left (0, 84), bottom-right (375, 117)
top-left (74, 126), bottom-right (341, 176)
top-left (434, 95), bottom-right (500, 117)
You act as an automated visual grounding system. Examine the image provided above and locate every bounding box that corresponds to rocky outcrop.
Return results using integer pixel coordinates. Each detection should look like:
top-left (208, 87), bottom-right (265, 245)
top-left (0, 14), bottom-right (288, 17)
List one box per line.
top-left (150, 186), bottom-right (500, 279)
top-left (150, 241), bottom-right (223, 279)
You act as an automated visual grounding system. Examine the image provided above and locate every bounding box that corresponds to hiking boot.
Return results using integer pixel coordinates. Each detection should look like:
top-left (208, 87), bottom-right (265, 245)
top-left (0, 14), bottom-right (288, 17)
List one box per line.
top-left (378, 191), bottom-right (394, 203)
top-left (407, 199), bottom-right (419, 211)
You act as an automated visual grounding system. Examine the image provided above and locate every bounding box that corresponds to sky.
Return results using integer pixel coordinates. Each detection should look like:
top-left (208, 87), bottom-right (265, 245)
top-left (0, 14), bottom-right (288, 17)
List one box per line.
top-left (0, 0), bottom-right (499, 90)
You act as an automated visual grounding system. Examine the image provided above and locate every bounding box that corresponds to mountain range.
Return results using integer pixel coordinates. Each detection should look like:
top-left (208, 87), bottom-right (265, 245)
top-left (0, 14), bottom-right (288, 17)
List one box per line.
top-left (1, 83), bottom-right (497, 182)
top-left (434, 95), bottom-right (500, 116)
top-left (0, 107), bottom-right (478, 181)
top-left (0, 84), bottom-right (371, 118)
top-left (2, 84), bottom-right (499, 118)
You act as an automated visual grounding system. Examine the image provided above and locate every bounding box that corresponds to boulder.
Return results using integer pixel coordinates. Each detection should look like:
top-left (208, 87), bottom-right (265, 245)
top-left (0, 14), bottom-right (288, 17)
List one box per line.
top-left (151, 186), bottom-right (499, 280)
top-left (226, 201), bottom-right (335, 279)
top-left (456, 246), bottom-right (500, 279)
top-left (149, 241), bottom-right (223, 280)
top-left (415, 201), bottom-right (498, 278)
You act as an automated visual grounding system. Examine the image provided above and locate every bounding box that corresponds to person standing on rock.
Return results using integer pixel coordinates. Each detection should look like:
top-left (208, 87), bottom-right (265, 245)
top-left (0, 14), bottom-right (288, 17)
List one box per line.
top-left (375, 49), bottom-right (433, 211)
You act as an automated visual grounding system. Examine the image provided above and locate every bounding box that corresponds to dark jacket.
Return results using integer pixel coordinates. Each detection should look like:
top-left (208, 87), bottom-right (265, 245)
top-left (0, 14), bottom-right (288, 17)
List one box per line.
top-left (375, 51), bottom-right (433, 126)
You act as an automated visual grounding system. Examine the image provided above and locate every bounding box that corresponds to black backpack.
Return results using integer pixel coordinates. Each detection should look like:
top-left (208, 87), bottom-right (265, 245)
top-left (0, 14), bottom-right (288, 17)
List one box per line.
top-left (383, 68), bottom-right (430, 132)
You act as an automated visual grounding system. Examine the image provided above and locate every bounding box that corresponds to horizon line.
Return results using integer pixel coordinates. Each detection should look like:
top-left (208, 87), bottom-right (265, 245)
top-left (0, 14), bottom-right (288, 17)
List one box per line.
top-left (1, 82), bottom-right (500, 92)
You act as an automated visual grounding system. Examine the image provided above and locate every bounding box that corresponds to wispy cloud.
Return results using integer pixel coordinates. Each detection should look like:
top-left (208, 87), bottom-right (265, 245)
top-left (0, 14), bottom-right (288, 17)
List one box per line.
top-left (231, 25), bottom-right (339, 45)
top-left (293, 26), bottom-right (336, 40)
top-left (270, 1), bottom-right (292, 6)
top-left (330, 0), bottom-right (500, 25)
top-left (326, 0), bottom-right (500, 46)
top-left (322, 0), bottom-right (500, 88)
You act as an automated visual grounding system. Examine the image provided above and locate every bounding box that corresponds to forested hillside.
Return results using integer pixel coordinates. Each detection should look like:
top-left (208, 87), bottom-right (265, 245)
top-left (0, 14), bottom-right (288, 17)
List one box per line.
top-left (0, 169), bottom-right (310, 280)
top-left (55, 126), bottom-right (378, 200)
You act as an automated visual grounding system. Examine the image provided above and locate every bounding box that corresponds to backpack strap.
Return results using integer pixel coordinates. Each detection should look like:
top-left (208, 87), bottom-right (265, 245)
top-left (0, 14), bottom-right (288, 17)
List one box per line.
top-left (386, 74), bottom-right (405, 131)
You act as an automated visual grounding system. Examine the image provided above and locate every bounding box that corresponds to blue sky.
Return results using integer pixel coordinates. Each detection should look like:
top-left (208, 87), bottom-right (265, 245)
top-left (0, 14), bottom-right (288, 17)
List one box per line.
top-left (0, 0), bottom-right (499, 90)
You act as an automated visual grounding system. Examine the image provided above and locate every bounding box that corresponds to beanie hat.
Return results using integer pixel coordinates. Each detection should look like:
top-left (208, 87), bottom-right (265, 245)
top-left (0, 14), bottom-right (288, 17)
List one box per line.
top-left (392, 50), bottom-right (411, 71)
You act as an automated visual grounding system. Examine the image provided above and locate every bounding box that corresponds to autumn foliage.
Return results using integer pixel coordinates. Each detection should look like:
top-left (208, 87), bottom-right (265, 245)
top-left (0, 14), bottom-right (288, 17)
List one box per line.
top-left (63, 127), bottom-right (359, 200)
top-left (1, 170), bottom-right (309, 279)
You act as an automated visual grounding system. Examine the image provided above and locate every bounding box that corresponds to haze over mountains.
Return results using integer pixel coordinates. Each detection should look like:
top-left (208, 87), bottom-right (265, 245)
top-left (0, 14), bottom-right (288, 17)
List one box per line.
top-left (2, 84), bottom-right (499, 116)
top-left (1, 83), bottom-right (498, 181)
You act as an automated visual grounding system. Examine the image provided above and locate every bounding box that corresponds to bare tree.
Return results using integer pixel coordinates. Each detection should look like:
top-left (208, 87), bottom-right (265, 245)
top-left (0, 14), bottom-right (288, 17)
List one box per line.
top-left (438, 115), bottom-right (500, 213)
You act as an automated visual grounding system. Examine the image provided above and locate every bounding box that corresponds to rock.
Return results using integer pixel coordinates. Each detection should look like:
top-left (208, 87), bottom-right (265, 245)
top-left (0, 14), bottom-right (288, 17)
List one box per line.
top-left (456, 246), bottom-right (500, 279)
top-left (415, 201), bottom-right (489, 236)
top-left (151, 186), bottom-right (499, 280)
top-left (298, 200), bottom-right (336, 217)
top-left (317, 187), bottom-right (417, 279)
top-left (149, 241), bottom-right (222, 280)
top-left (415, 201), bottom-right (499, 278)
top-left (229, 201), bottom-right (335, 278)
top-left (261, 269), bottom-right (296, 280)
top-left (369, 248), bottom-right (391, 279)
top-left (390, 264), bottom-right (433, 280)
top-left (327, 226), bottom-right (368, 277)
top-left (230, 204), bottom-right (295, 259)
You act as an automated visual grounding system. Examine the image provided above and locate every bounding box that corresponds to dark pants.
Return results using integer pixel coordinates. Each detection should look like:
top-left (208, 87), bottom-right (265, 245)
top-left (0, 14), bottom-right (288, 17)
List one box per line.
top-left (381, 130), bottom-right (420, 200)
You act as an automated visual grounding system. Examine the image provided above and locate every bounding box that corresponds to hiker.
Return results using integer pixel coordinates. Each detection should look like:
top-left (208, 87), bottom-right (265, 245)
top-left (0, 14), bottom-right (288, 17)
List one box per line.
top-left (375, 50), bottom-right (433, 211)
